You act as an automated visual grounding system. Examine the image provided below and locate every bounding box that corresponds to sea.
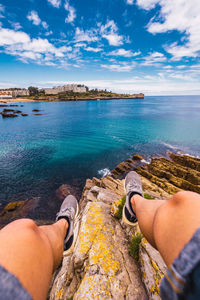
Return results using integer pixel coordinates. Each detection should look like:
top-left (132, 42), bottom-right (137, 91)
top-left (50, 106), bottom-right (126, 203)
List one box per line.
top-left (0, 95), bottom-right (200, 220)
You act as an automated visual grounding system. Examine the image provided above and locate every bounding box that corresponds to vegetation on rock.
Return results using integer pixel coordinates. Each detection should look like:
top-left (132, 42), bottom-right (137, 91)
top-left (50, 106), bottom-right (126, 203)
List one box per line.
top-left (129, 232), bottom-right (143, 261)
top-left (115, 195), bottom-right (126, 219)
top-left (144, 193), bottom-right (155, 199)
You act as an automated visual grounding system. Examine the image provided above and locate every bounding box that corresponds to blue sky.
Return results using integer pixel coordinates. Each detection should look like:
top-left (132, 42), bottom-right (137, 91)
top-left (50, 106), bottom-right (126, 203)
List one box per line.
top-left (0, 0), bottom-right (200, 95)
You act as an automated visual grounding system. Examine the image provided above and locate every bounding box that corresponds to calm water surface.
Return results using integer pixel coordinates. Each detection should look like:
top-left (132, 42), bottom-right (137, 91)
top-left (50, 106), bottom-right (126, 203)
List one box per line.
top-left (0, 96), bottom-right (200, 219)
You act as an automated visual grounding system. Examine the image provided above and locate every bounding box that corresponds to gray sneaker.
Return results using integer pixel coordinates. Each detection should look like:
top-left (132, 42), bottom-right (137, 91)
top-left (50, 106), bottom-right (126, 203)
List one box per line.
top-left (122, 171), bottom-right (143, 226)
top-left (56, 195), bottom-right (79, 254)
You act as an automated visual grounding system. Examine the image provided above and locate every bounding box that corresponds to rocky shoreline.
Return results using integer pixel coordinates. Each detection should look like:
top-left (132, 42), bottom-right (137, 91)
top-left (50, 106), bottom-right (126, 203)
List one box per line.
top-left (0, 152), bottom-right (199, 298)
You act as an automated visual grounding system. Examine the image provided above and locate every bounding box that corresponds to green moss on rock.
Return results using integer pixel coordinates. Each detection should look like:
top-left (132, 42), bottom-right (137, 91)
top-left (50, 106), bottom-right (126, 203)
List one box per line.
top-left (144, 193), bottom-right (155, 200)
top-left (115, 195), bottom-right (126, 219)
top-left (129, 233), bottom-right (143, 261)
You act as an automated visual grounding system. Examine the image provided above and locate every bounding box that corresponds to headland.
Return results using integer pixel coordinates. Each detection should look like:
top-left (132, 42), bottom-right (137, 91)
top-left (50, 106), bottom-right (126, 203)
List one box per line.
top-left (0, 84), bottom-right (144, 102)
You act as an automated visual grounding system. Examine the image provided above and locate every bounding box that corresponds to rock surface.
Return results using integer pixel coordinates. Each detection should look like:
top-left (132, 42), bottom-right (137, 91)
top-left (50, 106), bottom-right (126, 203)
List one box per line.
top-left (50, 177), bottom-right (147, 300)
top-left (50, 152), bottom-right (200, 299)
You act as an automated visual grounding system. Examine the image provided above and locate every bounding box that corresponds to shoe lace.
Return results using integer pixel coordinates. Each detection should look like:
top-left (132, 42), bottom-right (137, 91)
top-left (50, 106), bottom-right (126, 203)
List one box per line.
top-left (127, 181), bottom-right (140, 192)
top-left (57, 207), bottom-right (74, 220)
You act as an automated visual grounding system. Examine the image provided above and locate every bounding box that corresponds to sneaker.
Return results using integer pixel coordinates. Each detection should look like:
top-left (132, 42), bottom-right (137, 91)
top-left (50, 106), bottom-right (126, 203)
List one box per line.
top-left (56, 195), bottom-right (79, 254)
top-left (122, 171), bottom-right (143, 226)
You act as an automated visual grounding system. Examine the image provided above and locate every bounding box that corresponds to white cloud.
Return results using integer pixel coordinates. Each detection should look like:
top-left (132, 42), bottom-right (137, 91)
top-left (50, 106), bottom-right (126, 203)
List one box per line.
top-left (64, 1), bottom-right (76, 23)
top-left (101, 62), bottom-right (135, 72)
top-left (9, 21), bottom-right (22, 31)
top-left (126, 0), bottom-right (134, 4)
top-left (108, 48), bottom-right (141, 57)
top-left (0, 28), bottom-right (30, 45)
top-left (74, 42), bottom-right (87, 47)
top-left (0, 4), bottom-right (4, 12)
top-left (176, 65), bottom-right (187, 69)
top-left (0, 27), bottom-right (74, 66)
top-left (85, 47), bottom-right (102, 52)
top-left (163, 65), bottom-right (172, 69)
top-left (141, 51), bottom-right (167, 66)
top-left (100, 20), bottom-right (123, 46)
top-left (74, 28), bottom-right (98, 42)
top-left (0, 3), bottom-right (4, 18)
top-left (42, 21), bottom-right (49, 29)
top-left (27, 11), bottom-right (41, 26)
top-left (27, 11), bottom-right (49, 30)
top-left (45, 30), bottom-right (53, 36)
top-left (136, 0), bottom-right (159, 10)
top-left (47, 0), bottom-right (61, 8)
top-left (136, 0), bottom-right (200, 59)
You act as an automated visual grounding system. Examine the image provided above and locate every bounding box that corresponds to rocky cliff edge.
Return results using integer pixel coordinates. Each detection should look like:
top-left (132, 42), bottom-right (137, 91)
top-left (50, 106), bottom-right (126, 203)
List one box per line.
top-left (49, 152), bottom-right (200, 300)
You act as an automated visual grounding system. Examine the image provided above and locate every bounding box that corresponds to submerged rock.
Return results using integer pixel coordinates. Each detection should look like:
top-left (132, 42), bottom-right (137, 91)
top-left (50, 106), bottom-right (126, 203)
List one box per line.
top-left (0, 197), bottom-right (40, 227)
top-left (56, 184), bottom-right (71, 200)
top-left (1, 112), bottom-right (18, 118)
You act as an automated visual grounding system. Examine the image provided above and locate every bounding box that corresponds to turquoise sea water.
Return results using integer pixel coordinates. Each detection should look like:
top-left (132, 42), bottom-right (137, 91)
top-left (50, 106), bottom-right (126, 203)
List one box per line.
top-left (0, 96), bottom-right (200, 219)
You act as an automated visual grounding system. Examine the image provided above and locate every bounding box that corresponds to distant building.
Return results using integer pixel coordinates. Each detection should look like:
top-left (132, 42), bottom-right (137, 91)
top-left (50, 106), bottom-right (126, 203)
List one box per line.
top-left (12, 89), bottom-right (30, 97)
top-left (0, 89), bottom-right (13, 99)
top-left (44, 84), bottom-right (87, 95)
top-left (44, 88), bottom-right (59, 95)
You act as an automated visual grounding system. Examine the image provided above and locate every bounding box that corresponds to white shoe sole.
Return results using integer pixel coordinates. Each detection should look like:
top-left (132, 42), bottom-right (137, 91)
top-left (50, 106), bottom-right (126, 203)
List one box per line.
top-left (122, 205), bottom-right (138, 227)
top-left (123, 180), bottom-right (138, 227)
top-left (63, 202), bottom-right (79, 256)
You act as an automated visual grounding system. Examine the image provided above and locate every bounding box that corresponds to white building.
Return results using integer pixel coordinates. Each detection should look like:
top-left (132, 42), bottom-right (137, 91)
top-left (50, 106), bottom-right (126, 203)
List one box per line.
top-left (12, 89), bottom-right (30, 97)
top-left (44, 88), bottom-right (59, 95)
top-left (44, 84), bottom-right (87, 95)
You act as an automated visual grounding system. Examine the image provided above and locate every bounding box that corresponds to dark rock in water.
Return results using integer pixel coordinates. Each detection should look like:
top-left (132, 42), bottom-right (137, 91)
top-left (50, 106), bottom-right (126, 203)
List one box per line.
top-left (1, 112), bottom-right (18, 118)
top-left (20, 105), bottom-right (24, 107)
top-left (34, 113), bottom-right (43, 115)
top-left (9, 105), bottom-right (18, 107)
top-left (14, 110), bottom-right (22, 114)
top-left (32, 109), bottom-right (40, 112)
top-left (132, 154), bottom-right (143, 160)
top-left (55, 183), bottom-right (82, 201)
top-left (56, 184), bottom-right (71, 200)
top-left (0, 104), bottom-right (8, 107)
top-left (0, 197), bottom-right (40, 227)
top-left (2, 108), bottom-right (15, 112)
top-left (21, 113), bottom-right (28, 116)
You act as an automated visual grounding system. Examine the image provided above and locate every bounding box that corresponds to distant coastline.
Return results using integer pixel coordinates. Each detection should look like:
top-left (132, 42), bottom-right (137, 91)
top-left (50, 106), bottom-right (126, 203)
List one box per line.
top-left (1, 95), bottom-right (144, 103)
top-left (0, 84), bottom-right (144, 102)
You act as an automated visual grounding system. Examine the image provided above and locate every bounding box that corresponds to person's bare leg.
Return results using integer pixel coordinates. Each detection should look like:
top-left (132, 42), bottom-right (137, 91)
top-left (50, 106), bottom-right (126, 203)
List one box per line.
top-left (0, 218), bottom-right (68, 300)
top-left (131, 194), bottom-right (164, 248)
top-left (131, 191), bottom-right (200, 267)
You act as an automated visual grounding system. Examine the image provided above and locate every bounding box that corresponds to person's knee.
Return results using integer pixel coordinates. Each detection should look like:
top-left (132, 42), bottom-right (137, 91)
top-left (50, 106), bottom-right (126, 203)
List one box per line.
top-left (1, 218), bottom-right (38, 234)
top-left (18, 218), bottom-right (38, 231)
top-left (169, 191), bottom-right (198, 206)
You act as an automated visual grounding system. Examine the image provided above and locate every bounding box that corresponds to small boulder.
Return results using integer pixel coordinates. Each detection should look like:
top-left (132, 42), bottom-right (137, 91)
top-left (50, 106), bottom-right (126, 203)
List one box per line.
top-left (1, 113), bottom-right (18, 118)
top-left (132, 154), bottom-right (143, 161)
top-left (3, 108), bottom-right (15, 112)
top-left (56, 184), bottom-right (71, 200)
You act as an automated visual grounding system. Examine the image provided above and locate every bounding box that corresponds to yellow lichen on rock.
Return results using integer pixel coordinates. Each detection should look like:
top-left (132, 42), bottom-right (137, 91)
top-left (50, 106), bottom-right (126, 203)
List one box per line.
top-left (56, 288), bottom-right (64, 300)
top-left (74, 274), bottom-right (112, 300)
top-left (76, 202), bottom-right (120, 275)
